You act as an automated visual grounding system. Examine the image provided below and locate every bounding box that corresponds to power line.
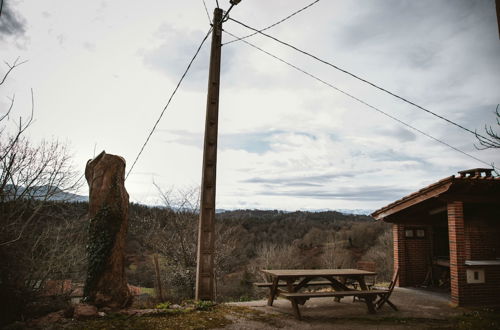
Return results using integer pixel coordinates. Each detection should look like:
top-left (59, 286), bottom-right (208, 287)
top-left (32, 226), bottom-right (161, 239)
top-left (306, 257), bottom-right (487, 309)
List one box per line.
top-left (227, 18), bottom-right (498, 146)
top-left (223, 29), bottom-right (496, 170)
top-left (202, 0), bottom-right (211, 24)
top-left (126, 28), bottom-right (213, 180)
top-left (223, 0), bottom-right (321, 46)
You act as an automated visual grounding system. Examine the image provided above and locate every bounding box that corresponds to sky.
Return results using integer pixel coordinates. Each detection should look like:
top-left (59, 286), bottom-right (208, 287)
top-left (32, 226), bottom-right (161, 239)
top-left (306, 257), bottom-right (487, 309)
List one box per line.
top-left (1, 0), bottom-right (499, 212)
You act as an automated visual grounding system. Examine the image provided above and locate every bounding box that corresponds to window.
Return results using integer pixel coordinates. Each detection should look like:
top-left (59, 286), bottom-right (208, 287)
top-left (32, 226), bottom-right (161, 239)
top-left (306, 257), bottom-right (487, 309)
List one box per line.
top-left (405, 229), bottom-right (414, 238)
top-left (404, 228), bottom-right (426, 239)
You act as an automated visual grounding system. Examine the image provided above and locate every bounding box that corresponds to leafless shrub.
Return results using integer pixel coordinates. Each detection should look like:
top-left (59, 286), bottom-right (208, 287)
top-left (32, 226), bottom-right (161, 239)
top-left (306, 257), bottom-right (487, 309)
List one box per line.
top-left (0, 58), bottom-right (84, 326)
top-left (362, 227), bottom-right (393, 282)
top-left (320, 230), bottom-right (353, 269)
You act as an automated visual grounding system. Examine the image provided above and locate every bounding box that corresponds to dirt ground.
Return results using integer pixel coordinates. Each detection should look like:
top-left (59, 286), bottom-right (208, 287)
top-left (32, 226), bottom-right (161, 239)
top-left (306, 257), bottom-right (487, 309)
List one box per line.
top-left (223, 287), bottom-right (465, 329)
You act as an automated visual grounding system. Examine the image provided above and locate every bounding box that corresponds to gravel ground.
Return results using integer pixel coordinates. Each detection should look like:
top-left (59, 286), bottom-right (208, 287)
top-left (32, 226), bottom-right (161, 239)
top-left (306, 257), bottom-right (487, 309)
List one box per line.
top-left (222, 287), bottom-right (464, 329)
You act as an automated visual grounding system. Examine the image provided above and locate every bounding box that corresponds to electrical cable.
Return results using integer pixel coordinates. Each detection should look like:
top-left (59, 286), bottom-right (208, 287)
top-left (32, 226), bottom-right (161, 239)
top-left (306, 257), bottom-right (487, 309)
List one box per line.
top-left (223, 0), bottom-right (321, 46)
top-left (202, 0), bottom-right (212, 24)
top-left (223, 30), bottom-right (496, 170)
top-left (126, 28), bottom-right (213, 180)
top-left (228, 18), bottom-right (498, 146)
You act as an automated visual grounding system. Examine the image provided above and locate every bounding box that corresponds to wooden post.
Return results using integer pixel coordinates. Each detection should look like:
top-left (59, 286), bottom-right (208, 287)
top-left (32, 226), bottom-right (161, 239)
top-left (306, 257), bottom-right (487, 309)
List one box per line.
top-left (153, 254), bottom-right (164, 301)
top-left (496, 0), bottom-right (500, 39)
top-left (195, 7), bottom-right (223, 301)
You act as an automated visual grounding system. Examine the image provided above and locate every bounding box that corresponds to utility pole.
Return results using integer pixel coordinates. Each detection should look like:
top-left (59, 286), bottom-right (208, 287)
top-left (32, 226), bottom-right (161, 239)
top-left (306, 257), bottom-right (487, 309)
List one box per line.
top-left (195, 7), bottom-right (223, 301)
top-left (496, 0), bottom-right (500, 39)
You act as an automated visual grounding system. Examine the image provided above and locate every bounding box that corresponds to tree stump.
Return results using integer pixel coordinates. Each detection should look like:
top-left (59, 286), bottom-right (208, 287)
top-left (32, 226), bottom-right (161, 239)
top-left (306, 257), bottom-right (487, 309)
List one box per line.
top-left (83, 151), bottom-right (132, 308)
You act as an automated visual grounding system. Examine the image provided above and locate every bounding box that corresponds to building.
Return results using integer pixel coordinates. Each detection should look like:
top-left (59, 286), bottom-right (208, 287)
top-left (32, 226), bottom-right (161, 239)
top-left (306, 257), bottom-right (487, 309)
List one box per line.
top-left (372, 168), bottom-right (500, 306)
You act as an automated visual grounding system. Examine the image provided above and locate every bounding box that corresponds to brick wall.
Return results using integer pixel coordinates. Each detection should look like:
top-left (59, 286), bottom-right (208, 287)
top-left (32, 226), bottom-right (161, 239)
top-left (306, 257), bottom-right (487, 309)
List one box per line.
top-left (448, 201), bottom-right (500, 306)
top-left (459, 266), bottom-right (500, 305)
top-left (448, 201), bottom-right (466, 306)
top-left (393, 224), bottom-right (406, 286)
top-left (393, 224), bottom-right (432, 287)
top-left (465, 219), bottom-right (500, 260)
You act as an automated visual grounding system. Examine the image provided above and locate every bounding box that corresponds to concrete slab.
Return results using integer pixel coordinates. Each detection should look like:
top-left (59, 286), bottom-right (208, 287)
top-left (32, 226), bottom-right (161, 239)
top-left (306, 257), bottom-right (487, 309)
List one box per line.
top-left (225, 287), bottom-right (465, 329)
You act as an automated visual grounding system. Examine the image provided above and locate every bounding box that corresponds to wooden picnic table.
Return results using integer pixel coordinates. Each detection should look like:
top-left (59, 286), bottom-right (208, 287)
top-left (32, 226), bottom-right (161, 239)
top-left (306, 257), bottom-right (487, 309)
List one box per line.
top-left (261, 268), bottom-right (381, 320)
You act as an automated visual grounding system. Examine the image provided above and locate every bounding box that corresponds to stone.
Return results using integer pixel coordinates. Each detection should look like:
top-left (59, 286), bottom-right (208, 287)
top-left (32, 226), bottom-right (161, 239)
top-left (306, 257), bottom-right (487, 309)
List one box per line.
top-left (74, 304), bottom-right (98, 320)
top-left (29, 310), bottom-right (65, 327)
top-left (83, 151), bottom-right (132, 308)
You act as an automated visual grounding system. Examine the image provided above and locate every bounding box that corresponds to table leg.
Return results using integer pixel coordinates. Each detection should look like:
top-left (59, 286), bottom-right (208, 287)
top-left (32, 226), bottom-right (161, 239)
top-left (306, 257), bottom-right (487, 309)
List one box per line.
top-left (291, 298), bottom-right (302, 320)
top-left (267, 276), bottom-right (279, 306)
top-left (357, 276), bottom-right (376, 314)
top-left (286, 277), bottom-right (303, 320)
top-left (357, 276), bottom-right (369, 291)
top-left (365, 296), bottom-right (376, 314)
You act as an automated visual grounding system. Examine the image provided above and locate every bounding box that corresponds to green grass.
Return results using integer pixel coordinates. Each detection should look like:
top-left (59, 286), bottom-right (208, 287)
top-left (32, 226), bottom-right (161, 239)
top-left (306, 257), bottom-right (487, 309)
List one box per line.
top-left (453, 308), bottom-right (500, 330)
top-left (139, 287), bottom-right (155, 295)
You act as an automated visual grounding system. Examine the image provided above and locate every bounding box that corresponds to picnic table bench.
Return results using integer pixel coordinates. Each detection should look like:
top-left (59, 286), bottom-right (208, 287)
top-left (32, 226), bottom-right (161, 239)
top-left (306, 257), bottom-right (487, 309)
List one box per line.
top-left (259, 268), bottom-right (398, 320)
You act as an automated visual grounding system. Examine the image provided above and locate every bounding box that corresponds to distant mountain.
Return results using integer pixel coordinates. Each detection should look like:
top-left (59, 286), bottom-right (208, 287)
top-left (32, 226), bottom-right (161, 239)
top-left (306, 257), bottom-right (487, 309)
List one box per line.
top-left (335, 209), bottom-right (374, 216)
top-left (3, 185), bottom-right (88, 202)
top-left (218, 208), bottom-right (373, 216)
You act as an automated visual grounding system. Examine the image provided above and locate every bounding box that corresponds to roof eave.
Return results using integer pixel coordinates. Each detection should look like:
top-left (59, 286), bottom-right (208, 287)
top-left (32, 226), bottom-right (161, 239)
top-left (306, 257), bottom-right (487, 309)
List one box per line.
top-left (372, 176), bottom-right (455, 220)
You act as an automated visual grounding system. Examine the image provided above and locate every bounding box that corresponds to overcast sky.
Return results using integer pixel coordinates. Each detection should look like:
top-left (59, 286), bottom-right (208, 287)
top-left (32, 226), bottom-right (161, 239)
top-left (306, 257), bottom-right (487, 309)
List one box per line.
top-left (1, 0), bottom-right (499, 211)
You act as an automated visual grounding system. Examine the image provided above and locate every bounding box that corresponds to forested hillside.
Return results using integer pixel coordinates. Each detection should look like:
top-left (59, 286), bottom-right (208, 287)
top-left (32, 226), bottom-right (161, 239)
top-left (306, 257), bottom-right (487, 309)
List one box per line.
top-left (0, 199), bottom-right (392, 322)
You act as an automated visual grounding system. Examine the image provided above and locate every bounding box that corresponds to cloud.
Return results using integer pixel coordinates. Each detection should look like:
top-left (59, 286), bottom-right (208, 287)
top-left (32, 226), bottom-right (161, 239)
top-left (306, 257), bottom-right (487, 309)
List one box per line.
top-left (258, 185), bottom-right (412, 202)
top-left (373, 126), bottom-right (417, 142)
top-left (142, 24), bottom-right (237, 90)
top-left (244, 172), bottom-right (355, 186)
top-left (161, 129), bottom-right (284, 154)
top-left (83, 42), bottom-right (96, 51)
top-left (0, 1), bottom-right (26, 39)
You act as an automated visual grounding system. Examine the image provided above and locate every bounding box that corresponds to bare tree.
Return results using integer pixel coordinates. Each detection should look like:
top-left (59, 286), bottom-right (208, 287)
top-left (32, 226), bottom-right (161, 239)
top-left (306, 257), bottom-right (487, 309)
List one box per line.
top-left (250, 242), bottom-right (301, 282)
top-left (1, 57), bottom-right (81, 246)
top-left (362, 228), bottom-right (393, 282)
top-left (475, 104), bottom-right (500, 150)
top-left (0, 58), bottom-right (84, 325)
top-left (321, 231), bottom-right (351, 269)
top-left (140, 185), bottom-right (199, 301)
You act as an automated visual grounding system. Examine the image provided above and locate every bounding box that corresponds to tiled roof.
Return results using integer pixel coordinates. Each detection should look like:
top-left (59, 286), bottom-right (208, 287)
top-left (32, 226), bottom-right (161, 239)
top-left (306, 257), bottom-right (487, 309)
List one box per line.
top-left (372, 168), bottom-right (499, 219)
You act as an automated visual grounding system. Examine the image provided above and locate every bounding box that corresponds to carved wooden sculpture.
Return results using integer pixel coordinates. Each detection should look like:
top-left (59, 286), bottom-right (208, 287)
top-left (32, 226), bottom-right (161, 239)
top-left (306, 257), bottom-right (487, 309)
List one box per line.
top-left (83, 151), bottom-right (132, 308)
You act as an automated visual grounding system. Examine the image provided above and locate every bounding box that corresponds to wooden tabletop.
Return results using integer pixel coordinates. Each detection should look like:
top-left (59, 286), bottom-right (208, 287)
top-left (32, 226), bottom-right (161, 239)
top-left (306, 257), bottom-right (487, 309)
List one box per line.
top-left (261, 268), bottom-right (377, 277)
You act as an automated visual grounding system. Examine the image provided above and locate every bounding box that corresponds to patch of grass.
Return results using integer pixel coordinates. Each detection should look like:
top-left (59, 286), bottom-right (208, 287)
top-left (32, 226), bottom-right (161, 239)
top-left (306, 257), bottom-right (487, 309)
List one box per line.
top-left (140, 287), bottom-right (155, 295)
top-left (62, 305), bottom-right (234, 330)
top-left (155, 302), bottom-right (171, 310)
top-left (224, 305), bottom-right (286, 328)
top-left (453, 308), bottom-right (500, 330)
top-left (194, 300), bottom-right (215, 311)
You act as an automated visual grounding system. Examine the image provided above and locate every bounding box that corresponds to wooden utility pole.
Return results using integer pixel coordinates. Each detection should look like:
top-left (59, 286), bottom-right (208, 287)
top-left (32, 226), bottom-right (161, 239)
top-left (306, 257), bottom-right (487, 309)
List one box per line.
top-left (496, 0), bottom-right (500, 39)
top-left (195, 7), bottom-right (223, 301)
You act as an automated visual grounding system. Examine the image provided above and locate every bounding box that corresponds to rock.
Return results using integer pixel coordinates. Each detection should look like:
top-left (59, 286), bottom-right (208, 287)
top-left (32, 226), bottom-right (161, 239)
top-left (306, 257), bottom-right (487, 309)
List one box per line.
top-left (64, 306), bottom-right (75, 318)
top-left (29, 310), bottom-right (65, 327)
top-left (100, 306), bottom-right (112, 313)
top-left (83, 151), bottom-right (132, 308)
top-left (120, 308), bottom-right (164, 317)
top-left (74, 304), bottom-right (98, 320)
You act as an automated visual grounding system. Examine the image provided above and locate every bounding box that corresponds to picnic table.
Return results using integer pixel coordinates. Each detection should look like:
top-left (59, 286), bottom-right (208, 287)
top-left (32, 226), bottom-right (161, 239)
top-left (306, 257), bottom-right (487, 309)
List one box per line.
top-left (259, 268), bottom-right (388, 320)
